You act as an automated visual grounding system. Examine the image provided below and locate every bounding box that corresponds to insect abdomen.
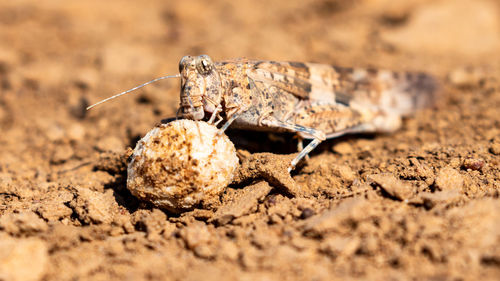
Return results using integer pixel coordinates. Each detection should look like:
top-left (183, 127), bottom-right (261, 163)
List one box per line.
top-left (384, 71), bottom-right (440, 116)
top-left (343, 69), bottom-right (440, 117)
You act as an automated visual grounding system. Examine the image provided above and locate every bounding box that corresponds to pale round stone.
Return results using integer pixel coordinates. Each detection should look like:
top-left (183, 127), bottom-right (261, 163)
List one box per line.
top-left (127, 120), bottom-right (238, 213)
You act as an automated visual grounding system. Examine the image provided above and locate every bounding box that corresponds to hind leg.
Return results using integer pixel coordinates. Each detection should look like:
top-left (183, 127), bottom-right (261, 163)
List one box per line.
top-left (260, 116), bottom-right (326, 171)
top-left (281, 102), bottom-right (374, 169)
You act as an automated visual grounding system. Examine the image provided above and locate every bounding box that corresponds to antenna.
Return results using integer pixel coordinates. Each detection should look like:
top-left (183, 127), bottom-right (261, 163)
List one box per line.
top-left (86, 74), bottom-right (181, 110)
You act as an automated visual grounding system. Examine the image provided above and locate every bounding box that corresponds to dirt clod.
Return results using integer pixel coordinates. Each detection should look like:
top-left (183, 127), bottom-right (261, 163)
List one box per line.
top-left (131, 209), bottom-right (168, 240)
top-left (232, 152), bottom-right (302, 196)
top-left (212, 181), bottom-right (272, 225)
top-left (417, 190), bottom-right (464, 209)
top-left (302, 197), bottom-right (371, 237)
top-left (36, 200), bottom-right (73, 222)
top-left (178, 221), bottom-right (217, 259)
top-left (435, 167), bottom-right (464, 191)
top-left (69, 188), bottom-right (120, 224)
top-left (489, 143), bottom-right (500, 155)
top-left (0, 212), bottom-right (48, 236)
top-left (368, 173), bottom-right (414, 201)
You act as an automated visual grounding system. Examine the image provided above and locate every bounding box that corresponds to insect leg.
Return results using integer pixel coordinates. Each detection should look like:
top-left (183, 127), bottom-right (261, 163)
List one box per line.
top-left (214, 115), bottom-right (224, 126)
top-left (260, 117), bottom-right (326, 170)
top-left (295, 136), bottom-right (310, 162)
top-left (207, 104), bottom-right (222, 124)
top-left (219, 106), bottom-right (247, 133)
top-left (290, 139), bottom-right (321, 170)
top-left (220, 112), bottom-right (240, 132)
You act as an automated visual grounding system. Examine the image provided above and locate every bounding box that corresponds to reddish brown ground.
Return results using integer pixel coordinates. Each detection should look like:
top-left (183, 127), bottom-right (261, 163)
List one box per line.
top-left (0, 0), bottom-right (499, 280)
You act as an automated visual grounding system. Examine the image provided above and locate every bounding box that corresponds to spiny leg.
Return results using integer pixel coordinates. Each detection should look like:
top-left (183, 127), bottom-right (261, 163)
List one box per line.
top-left (295, 136), bottom-right (310, 162)
top-left (207, 105), bottom-right (222, 124)
top-left (214, 115), bottom-right (224, 126)
top-left (219, 106), bottom-right (247, 133)
top-left (220, 113), bottom-right (239, 132)
top-left (260, 117), bottom-right (326, 171)
top-left (287, 101), bottom-right (372, 165)
top-left (290, 139), bottom-right (321, 171)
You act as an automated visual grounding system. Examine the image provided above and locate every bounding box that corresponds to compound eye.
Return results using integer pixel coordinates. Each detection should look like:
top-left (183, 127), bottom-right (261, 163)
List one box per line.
top-left (196, 55), bottom-right (213, 75)
top-left (179, 55), bottom-right (192, 72)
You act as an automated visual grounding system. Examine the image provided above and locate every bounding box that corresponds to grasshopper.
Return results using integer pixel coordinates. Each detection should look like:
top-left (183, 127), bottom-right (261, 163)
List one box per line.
top-left (88, 55), bottom-right (439, 171)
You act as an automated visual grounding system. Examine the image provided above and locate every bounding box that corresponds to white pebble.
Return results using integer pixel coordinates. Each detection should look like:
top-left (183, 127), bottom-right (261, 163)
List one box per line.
top-left (127, 120), bottom-right (239, 212)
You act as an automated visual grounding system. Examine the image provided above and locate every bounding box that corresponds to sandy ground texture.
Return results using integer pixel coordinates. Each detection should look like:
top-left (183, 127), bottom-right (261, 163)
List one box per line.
top-left (0, 0), bottom-right (500, 280)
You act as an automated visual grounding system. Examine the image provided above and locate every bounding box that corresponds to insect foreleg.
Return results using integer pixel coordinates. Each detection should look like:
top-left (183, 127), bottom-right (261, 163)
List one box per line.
top-left (207, 104), bottom-right (222, 124)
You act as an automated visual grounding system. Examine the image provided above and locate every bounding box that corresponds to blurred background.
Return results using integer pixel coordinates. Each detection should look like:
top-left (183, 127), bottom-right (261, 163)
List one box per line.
top-left (1, 0), bottom-right (498, 154)
top-left (1, 0), bottom-right (499, 140)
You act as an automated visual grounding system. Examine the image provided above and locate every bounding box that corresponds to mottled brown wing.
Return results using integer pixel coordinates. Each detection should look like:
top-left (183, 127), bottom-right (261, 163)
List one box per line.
top-left (246, 61), bottom-right (318, 100)
top-left (325, 66), bottom-right (439, 115)
top-left (247, 60), bottom-right (373, 105)
top-left (247, 60), bottom-right (439, 116)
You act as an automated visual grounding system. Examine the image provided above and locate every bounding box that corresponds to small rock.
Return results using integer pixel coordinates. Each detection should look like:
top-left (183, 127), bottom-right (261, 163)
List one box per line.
top-left (0, 211), bottom-right (48, 236)
top-left (332, 142), bottom-right (354, 155)
top-left (300, 208), bottom-right (315, 220)
top-left (211, 181), bottom-right (272, 225)
top-left (131, 209), bottom-right (167, 239)
top-left (232, 153), bottom-right (301, 196)
top-left (178, 221), bottom-right (216, 259)
top-left (36, 201), bottom-right (73, 222)
top-left (303, 197), bottom-right (370, 237)
top-left (489, 143), bottom-right (500, 155)
top-left (69, 188), bottom-right (118, 224)
top-left (368, 173), bottom-right (414, 201)
top-left (0, 235), bottom-right (48, 281)
top-left (332, 164), bottom-right (356, 184)
top-left (418, 190), bottom-right (463, 209)
top-left (435, 167), bottom-right (464, 191)
top-left (127, 121), bottom-right (239, 212)
top-left (462, 158), bottom-right (484, 171)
